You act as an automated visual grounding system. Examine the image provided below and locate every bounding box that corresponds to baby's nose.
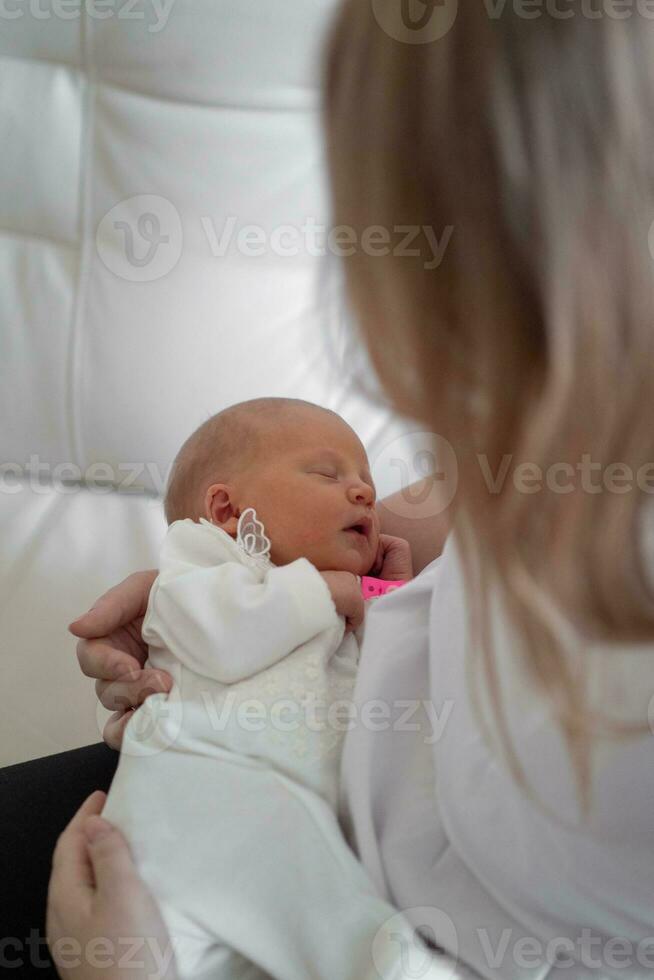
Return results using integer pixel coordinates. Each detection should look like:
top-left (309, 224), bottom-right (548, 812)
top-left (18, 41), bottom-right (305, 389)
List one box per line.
top-left (348, 483), bottom-right (373, 505)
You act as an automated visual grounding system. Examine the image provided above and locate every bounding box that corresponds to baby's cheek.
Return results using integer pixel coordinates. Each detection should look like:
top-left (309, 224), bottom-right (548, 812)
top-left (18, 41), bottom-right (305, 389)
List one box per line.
top-left (287, 529), bottom-right (332, 567)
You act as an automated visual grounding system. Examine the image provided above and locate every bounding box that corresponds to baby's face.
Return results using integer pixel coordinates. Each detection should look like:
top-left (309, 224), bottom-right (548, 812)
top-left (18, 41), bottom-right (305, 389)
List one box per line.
top-left (231, 412), bottom-right (379, 575)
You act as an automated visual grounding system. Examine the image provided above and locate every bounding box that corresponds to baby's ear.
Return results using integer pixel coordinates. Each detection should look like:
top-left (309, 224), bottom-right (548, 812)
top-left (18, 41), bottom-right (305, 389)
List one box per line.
top-left (204, 483), bottom-right (237, 531)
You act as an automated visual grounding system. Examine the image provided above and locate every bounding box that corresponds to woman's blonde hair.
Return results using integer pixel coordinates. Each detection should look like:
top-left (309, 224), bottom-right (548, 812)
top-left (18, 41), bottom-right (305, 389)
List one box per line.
top-left (322, 0), bottom-right (654, 812)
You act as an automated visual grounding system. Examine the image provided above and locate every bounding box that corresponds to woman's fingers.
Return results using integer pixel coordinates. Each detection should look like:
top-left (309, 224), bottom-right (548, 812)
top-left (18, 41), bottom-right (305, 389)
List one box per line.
top-left (52, 790), bottom-right (107, 866)
top-left (78, 637), bottom-right (172, 698)
top-left (49, 791), bottom-right (107, 912)
top-left (83, 816), bottom-right (142, 904)
top-left (77, 637), bottom-right (145, 683)
top-left (68, 570), bottom-right (158, 639)
top-left (103, 710), bottom-right (135, 751)
top-left (95, 670), bottom-right (172, 713)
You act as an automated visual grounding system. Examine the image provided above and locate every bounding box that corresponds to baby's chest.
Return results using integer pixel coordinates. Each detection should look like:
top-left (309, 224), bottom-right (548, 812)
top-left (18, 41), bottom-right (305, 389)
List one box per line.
top-left (234, 628), bottom-right (357, 704)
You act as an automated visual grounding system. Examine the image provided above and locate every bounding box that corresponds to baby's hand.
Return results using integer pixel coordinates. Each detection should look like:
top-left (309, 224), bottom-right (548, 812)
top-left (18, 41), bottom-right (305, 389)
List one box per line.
top-left (370, 534), bottom-right (414, 581)
top-left (321, 571), bottom-right (365, 633)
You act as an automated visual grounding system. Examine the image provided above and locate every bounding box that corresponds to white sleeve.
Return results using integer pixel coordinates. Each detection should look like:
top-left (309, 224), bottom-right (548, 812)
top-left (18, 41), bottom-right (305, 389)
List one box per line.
top-left (143, 556), bottom-right (340, 684)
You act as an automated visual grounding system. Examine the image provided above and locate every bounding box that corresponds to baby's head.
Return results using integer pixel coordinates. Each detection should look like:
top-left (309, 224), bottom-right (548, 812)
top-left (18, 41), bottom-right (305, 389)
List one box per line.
top-left (164, 398), bottom-right (380, 575)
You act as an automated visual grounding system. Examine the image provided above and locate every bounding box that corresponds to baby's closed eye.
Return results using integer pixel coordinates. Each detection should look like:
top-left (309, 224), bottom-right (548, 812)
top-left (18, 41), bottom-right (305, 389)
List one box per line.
top-left (309, 468), bottom-right (339, 480)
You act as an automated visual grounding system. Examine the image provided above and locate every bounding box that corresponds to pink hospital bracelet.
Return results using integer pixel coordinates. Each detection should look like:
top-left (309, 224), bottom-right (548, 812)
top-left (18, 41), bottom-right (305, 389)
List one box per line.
top-left (360, 576), bottom-right (408, 599)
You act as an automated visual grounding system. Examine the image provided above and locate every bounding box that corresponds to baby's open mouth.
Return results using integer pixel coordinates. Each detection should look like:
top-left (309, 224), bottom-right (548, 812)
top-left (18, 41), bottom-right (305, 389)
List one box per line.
top-left (343, 517), bottom-right (372, 539)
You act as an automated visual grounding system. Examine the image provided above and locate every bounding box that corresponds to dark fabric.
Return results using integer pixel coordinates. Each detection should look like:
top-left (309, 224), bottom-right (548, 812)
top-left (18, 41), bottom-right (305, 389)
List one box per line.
top-left (0, 742), bottom-right (119, 977)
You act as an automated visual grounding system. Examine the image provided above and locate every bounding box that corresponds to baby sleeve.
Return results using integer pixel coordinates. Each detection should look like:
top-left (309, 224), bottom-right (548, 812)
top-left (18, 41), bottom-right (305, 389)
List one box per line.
top-left (143, 527), bottom-right (341, 684)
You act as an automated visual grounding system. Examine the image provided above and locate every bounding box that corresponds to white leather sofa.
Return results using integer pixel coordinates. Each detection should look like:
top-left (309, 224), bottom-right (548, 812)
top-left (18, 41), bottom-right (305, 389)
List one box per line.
top-left (0, 0), bottom-right (422, 767)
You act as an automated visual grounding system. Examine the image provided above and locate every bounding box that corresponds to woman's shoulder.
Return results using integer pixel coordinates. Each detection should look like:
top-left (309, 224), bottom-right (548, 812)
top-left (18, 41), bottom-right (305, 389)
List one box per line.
top-left (428, 526), bottom-right (654, 835)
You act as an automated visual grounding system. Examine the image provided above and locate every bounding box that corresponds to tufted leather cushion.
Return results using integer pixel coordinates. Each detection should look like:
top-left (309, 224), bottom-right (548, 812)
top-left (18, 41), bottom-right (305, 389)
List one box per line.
top-left (0, 0), bottom-right (420, 765)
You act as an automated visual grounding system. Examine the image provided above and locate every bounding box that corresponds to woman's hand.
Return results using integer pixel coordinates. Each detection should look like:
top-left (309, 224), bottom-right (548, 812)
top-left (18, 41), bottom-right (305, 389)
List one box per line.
top-left (370, 534), bottom-right (414, 581)
top-left (47, 791), bottom-right (177, 980)
top-left (70, 571), bottom-right (172, 750)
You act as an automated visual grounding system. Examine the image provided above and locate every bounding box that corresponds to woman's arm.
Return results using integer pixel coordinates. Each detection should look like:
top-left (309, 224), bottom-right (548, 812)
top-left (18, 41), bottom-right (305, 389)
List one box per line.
top-left (377, 477), bottom-right (454, 574)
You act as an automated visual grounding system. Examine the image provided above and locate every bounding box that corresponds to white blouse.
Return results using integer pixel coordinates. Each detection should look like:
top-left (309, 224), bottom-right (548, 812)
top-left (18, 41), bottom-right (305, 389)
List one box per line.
top-left (340, 534), bottom-right (654, 980)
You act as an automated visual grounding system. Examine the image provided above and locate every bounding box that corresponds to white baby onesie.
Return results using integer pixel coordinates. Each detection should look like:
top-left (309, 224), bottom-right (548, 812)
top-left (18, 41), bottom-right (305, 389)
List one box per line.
top-left (102, 516), bottom-right (447, 980)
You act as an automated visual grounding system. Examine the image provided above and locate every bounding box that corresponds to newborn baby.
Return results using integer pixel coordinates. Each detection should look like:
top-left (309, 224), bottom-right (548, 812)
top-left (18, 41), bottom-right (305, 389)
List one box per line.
top-left (102, 398), bottom-right (441, 980)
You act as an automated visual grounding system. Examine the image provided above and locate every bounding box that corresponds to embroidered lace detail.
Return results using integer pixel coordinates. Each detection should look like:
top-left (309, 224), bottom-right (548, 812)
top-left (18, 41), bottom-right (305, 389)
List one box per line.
top-left (218, 636), bottom-right (358, 794)
top-left (236, 507), bottom-right (272, 569)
